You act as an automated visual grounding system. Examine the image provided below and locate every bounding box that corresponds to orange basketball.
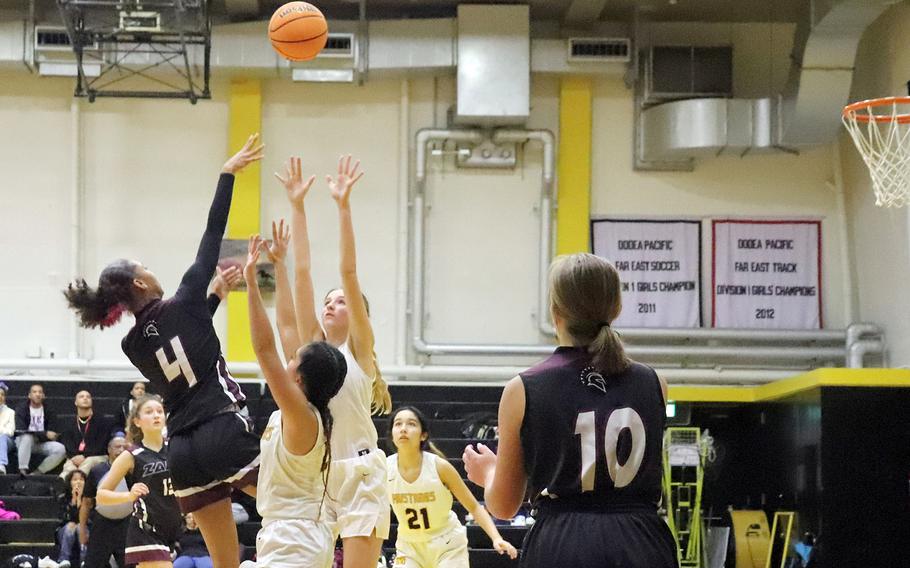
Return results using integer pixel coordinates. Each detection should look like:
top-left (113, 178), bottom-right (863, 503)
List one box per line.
top-left (268, 2), bottom-right (328, 62)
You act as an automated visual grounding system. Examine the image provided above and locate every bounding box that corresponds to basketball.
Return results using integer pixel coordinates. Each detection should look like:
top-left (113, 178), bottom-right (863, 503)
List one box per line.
top-left (268, 2), bottom-right (328, 62)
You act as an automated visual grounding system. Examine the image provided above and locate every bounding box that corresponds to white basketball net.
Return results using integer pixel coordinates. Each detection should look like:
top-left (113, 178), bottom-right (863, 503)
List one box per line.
top-left (843, 100), bottom-right (910, 208)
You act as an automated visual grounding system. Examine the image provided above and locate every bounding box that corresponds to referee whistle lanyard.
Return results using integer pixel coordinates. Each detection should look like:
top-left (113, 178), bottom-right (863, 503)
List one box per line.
top-left (77, 414), bottom-right (92, 453)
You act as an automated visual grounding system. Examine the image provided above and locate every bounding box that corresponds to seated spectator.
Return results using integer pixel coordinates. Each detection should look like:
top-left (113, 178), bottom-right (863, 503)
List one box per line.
top-left (174, 513), bottom-right (213, 568)
top-left (114, 382), bottom-right (146, 434)
top-left (60, 390), bottom-right (115, 478)
top-left (57, 469), bottom-right (87, 568)
top-left (15, 383), bottom-right (66, 475)
top-left (80, 436), bottom-right (131, 568)
top-left (0, 382), bottom-right (14, 474)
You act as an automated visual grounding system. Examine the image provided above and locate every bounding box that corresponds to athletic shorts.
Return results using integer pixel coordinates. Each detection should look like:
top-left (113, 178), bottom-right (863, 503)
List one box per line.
top-left (170, 410), bottom-right (260, 513)
top-left (325, 448), bottom-right (391, 539)
top-left (520, 507), bottom-right (678, 568)
top-left (255, 518), bottom-right (334, 568)
top-left (394, 522), bottom-right (469, 568)
top-left (124, 517), bottom-right (177, 565)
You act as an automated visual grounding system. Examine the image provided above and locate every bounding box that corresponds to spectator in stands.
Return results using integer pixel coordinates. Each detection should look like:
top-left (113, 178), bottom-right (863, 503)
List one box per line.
top-left (15, 383), bottom-right (66, 475)
top-left (174, 513), bottom-right (213, 568)
top-left (115, 382), bottom-right (146, 433)
top-left (0, 382), bottom-right (14, 474)
top-left (60, 390), bottom-right (116, 478)
top-left (57, 469), bottom-right (88, 567)
top-left (80, 436), bottom-right (131, 568)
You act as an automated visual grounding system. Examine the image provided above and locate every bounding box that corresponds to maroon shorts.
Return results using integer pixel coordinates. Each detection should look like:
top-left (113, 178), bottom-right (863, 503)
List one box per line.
top-left (169, 410), bottom-right (260, 513)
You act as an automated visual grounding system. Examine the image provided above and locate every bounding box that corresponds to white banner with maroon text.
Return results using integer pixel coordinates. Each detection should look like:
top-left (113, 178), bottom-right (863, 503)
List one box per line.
top-left (591, 219), bottom-right (701, 328)
top-left (712, 220), bottom-right (822, 329)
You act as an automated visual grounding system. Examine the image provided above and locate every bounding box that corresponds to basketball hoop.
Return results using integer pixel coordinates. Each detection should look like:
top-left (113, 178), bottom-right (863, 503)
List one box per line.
top-left (842, 97), bottom-right (910, 207)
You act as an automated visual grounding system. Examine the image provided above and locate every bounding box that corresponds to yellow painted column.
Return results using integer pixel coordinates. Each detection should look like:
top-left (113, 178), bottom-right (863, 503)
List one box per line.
top-left (557, 77), bottom-right (593, 254)
top-left (226, 79), bottom-right (261, 362)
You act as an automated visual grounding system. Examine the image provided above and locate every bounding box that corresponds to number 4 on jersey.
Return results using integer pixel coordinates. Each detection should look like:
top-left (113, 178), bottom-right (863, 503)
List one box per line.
top-left (156, 336), bottom-right (198, 387)
top-left (575, 408), bottom-right (646, 491)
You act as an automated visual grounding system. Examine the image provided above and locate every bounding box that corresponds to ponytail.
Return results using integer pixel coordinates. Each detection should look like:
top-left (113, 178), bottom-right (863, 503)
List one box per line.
top-left (64, 260), bottom-right (137, 329)
top-left (370, 349), bottom-right (392, 415)
top-left (549, 253), bottom-right (630, 377)
top-left (297, 341), bottom-right (348, 516)
top-left (589, 324), bottom-right (630, 376)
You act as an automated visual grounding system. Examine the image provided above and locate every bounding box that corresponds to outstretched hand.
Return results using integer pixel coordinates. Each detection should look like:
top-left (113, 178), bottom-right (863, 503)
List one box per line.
top-left (275, 157), bottom-right (316, 209)
top-left (327, 154), bottom-right (364, 207)
top-left (223, 133), bottom-right (265, 175)
top-left (244, 234), bottom-right (264, 286)
top-left (212, 266), bottom-right (242, 300)
top-left (260, 219), bottom-right (290, 264)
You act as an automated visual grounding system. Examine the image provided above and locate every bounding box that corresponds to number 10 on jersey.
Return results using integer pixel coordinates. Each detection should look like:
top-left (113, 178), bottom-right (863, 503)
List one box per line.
top-left (574, 408), bottom-right (647, 491)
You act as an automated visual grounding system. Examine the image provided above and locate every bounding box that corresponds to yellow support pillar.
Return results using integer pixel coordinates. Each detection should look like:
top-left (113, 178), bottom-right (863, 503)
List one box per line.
top-left (557, 77), bottom-right (593, 255)
top-left (226, 79), bottom-right (261, 363)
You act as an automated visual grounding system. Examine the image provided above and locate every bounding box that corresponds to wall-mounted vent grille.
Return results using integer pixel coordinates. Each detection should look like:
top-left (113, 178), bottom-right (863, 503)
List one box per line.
top-left (320, 33), bottom-right (354, 58)
top-left (568, 38), bottom-right (630, 62)
top-left (35, 27), bottom-right (73, 51)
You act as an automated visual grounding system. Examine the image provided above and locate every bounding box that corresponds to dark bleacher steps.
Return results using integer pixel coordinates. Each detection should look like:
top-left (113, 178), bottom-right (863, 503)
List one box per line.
top-left (0, 380), bottom-right (522, 567)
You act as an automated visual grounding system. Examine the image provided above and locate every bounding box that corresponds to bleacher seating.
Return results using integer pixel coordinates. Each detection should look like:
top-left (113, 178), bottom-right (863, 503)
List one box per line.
top-left (0, 379), bottom-right (525, 567)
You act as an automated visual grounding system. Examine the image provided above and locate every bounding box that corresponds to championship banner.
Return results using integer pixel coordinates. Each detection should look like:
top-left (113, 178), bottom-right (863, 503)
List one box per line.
top-left (591, 219), bottom-right (701, 328)
top-left (712, 220), bottom-right (822, 328)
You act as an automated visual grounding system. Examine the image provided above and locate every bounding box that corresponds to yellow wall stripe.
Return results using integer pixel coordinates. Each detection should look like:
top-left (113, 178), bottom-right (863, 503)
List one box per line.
top-left (226, 79), bottom-right (261, 363)
top-left (557, 77), bottom-right (592, 255)
top-left (668, 368), bottom-right (910, 403)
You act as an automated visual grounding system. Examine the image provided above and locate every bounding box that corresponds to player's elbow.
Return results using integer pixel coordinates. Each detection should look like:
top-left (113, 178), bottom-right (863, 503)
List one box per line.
top-left (485, 493), bottom-right (522, 520)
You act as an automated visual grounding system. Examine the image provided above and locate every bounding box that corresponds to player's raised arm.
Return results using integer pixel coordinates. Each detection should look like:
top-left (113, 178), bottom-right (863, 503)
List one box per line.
top-left (276, 156), bottom-right (324, 343)
top-left (175, 133), bottom-right (263, 307)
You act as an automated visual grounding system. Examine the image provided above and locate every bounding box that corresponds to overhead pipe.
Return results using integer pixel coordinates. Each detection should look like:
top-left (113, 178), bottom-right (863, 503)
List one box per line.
top-left (0, 360), bottom-right (801, 385)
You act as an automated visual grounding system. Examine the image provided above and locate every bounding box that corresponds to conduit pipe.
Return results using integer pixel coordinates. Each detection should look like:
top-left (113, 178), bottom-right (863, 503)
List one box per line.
top-left (0, 360), bottom-right (799, 385)
top-left (490, 129), bottom-right (556, 336)
top-left (412, 127), bottom-right (558, 355)
top-left (847, 339), bottom-right (885, 369)
top-left (409, 128), bottom-right (872, 365)
top-left (411, 342), bottom-right (846, 362)
top-left (395, 78), bottom-right (409, 365)
top-left (69, 98), bottom-right (83, 360)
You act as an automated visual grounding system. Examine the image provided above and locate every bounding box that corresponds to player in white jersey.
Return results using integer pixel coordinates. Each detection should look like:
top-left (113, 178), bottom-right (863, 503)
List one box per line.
top-left (274, 155), bottom-right (392, 568)
top-left (388, 407), bottom-right (518, 568)
top-left (243, 234), bottom-right (348, 568)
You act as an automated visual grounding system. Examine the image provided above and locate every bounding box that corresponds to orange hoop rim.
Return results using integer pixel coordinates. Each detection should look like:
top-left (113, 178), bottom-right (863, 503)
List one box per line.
top-left (843, 96), bottom-right (910, 124)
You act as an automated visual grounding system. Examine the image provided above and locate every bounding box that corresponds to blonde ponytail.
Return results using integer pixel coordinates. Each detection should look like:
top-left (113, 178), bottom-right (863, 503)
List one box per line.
top-left (370, 348), bottom-right (392, 415)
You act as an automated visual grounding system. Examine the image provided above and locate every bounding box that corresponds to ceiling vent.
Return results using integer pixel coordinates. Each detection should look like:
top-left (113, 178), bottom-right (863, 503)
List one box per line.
top-left (567, 38), bottom-right (630, 62)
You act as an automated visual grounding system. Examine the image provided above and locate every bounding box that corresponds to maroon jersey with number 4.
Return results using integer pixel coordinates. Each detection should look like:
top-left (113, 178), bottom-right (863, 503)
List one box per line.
top-left (122, 173), bottom-right (245, 436)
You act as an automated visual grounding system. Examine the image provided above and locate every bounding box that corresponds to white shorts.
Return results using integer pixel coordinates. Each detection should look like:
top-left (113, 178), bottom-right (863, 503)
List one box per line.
top-left (394, 523), bottom-right (469, 568)
top-left (256, 518), bottom-right (334, 568)
top-left (326, 448), bottom-right (391, 540)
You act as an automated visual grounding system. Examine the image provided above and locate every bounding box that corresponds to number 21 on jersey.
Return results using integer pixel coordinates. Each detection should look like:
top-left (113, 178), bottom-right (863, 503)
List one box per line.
top-left (575, 408), bottom-right (646, 490)
top-left (155, 336), bottom-right (198, 387)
